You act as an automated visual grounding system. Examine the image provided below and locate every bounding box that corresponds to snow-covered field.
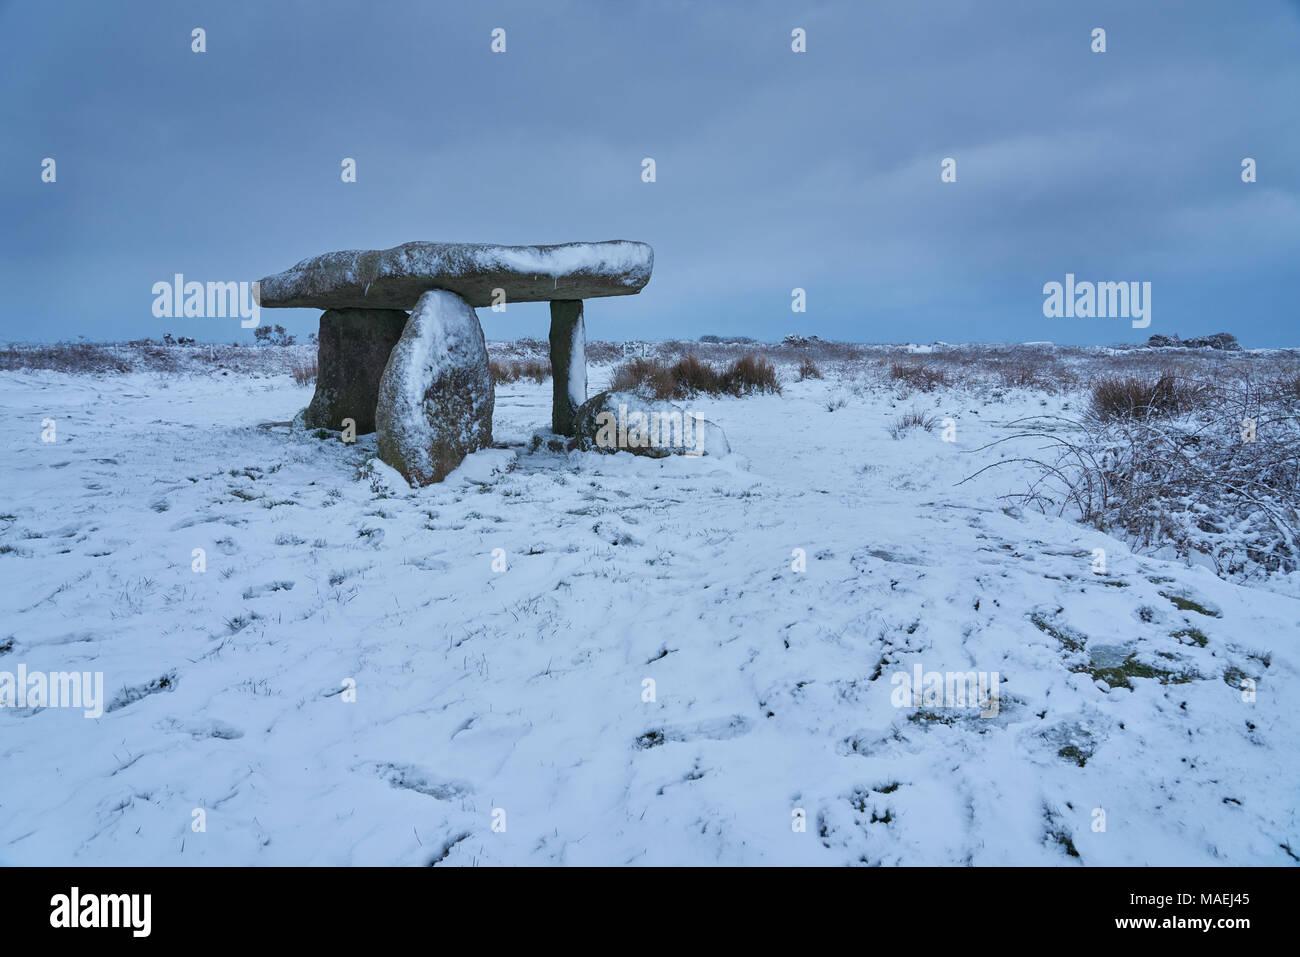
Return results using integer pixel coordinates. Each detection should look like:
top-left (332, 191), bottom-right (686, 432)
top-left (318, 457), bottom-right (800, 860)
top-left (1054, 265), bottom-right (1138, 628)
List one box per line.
top-left (1, 350), bottom-right (1296, 865)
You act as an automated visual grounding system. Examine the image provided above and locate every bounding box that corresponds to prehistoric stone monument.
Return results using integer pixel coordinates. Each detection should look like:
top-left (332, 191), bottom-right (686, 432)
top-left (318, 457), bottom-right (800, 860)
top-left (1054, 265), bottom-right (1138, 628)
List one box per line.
top-left (256, 240), bottom-right (653, 484)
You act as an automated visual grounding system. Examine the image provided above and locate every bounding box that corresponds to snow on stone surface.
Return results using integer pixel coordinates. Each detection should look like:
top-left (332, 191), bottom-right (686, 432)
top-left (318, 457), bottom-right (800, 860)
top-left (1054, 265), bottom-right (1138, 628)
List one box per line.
top-left (257, 240), bottom-right (654, 310)
top-left (488, 242), bottom-right (651, 280)
top-left (376, 290), bottom-right (493, 486)
top-left (0, 358), bottom-right (1296, 865)
top-left (577, 390), bottom-right (730, 458)
top-left (567, 318), bottom-right (587, 410)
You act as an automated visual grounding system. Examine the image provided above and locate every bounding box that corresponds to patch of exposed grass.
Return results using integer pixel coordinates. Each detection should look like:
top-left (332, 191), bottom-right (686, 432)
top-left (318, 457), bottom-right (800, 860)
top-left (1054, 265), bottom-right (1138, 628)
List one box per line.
top-left (1057, 745), bottom-right (1090, 767)
top-left (1051, 828), bottom-right (1081, 858)
top-left (1172, 627), bottom-right (1209, 647)
top-left (1223, 666), bottom-right (1254, 690)
top-left (1030, 610), bottom-right (1087, 653)
top-left (1078, 653), bottom-right (1197, 689)
top-left (635, 730), bottom-right (666, 750)
top-left (1159, 591), bottom-right (1222, 617)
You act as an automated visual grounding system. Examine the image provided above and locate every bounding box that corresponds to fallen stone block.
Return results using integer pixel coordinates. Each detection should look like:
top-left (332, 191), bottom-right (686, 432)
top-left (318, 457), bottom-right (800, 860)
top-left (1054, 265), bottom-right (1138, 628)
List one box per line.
top-left (572, 390), bottom-right (730, 459)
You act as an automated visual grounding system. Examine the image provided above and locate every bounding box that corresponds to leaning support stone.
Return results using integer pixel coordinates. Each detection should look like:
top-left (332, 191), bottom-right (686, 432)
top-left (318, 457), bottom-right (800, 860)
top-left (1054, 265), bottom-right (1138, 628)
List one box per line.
top-left (302, 308), bottom-right (409, 435)
top-left (549, 300), bottom-right (586, 436)
top-left (376, 290), bottom-right (494, 486)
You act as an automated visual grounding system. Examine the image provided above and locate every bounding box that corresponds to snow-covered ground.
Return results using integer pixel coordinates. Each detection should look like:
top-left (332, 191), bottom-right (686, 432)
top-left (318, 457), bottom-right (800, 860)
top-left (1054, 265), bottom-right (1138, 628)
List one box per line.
top-left (1, 357), bottom-right (1296, 865)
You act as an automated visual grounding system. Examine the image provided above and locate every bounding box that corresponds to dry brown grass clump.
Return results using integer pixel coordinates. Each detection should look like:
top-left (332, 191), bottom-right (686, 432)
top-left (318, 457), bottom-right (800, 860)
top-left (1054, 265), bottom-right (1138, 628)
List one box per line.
top-left (490, 358), bottom-right (551, 385)
top-left (608, 352), bottom-right (781, 399)
top-left (797, 357), bottom-right (824, 381)
top-left (1088, 371), bottom-right (1205, 421)
top-left (889, 361), bottom-right (951, 392)
top-left (290, 355), bottom-right (317, 386)
top-left (887, 408), bottom-right (937, 439)
top-left (609, 357), bottom-right (675, 397)
top-left (992, 356), bottom-right (1074, 392)
top-left (726, 354), bottom-right (781, 395)
top-left (671, 353), bottom-right (728, 395)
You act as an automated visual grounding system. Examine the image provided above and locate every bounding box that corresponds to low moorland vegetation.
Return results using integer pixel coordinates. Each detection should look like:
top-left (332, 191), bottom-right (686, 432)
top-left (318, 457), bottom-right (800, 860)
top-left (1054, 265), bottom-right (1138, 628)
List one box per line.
top-left (6, 337), bottom-right (1297, 583)
top-left (964, 367), bottom-right (1300, 581)
top-left (608, 352), bottom-right (781, 399)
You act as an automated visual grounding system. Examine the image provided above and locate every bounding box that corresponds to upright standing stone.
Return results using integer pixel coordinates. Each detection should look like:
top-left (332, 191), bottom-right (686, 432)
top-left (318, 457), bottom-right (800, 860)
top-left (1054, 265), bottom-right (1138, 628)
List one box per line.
top-left (376, 290), bottom-right (494, 486)
top-left (302, 308), bottom-right (409, 435)
top-left (550, 300), bottom-right (586, 436)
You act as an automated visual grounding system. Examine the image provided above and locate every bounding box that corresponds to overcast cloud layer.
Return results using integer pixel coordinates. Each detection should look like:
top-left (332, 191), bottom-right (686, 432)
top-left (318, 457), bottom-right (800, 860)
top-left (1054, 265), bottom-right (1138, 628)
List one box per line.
top-left (2, 0), bottom-right (1298, 346)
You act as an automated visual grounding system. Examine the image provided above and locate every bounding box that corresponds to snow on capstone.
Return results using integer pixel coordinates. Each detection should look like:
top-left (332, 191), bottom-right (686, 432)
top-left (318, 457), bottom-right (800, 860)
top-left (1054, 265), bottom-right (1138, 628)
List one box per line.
top-left (256, 240), bottom-right (654, 311)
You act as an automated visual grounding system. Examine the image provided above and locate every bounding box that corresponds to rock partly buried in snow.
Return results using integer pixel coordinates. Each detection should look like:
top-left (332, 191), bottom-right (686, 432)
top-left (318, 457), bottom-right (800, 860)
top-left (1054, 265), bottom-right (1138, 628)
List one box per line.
top-left (572, 390), bottom-right (730, 459)
top-left (302, 307), bottom-right (409, 435)
top-left (1147, 332), bottom-right (1241, 351)
top-left (257, 240), bottom-right (654, 311)
top-left (376, 290), bottom-right (494, 486)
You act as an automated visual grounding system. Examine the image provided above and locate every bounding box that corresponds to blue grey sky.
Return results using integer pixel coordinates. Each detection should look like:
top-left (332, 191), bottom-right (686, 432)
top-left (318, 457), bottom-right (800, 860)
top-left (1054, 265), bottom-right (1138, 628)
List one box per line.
top-left (3, 0), bottom-right (1298, 346)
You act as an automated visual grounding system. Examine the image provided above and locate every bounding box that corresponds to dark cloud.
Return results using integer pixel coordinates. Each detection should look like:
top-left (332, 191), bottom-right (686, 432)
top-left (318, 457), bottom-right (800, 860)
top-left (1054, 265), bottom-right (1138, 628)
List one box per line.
top-left (2, 0), bottom-right (1297, 345)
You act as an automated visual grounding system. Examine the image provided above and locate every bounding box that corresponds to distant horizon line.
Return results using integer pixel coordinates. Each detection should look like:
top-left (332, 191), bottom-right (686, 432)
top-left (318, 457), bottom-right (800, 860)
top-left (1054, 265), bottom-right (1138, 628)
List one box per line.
top-left (4, 334), bottom-right (1296, 352)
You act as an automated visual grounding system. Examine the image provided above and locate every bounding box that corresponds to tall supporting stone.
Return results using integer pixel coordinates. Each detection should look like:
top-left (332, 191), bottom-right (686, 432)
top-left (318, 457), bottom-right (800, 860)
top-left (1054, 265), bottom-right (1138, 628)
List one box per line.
top-left (303, 308), bottom-right (409, 434)
top-left (549, 300), bottom-right (586, 436)
top-left (376, 290), bottom-right (494, 487)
